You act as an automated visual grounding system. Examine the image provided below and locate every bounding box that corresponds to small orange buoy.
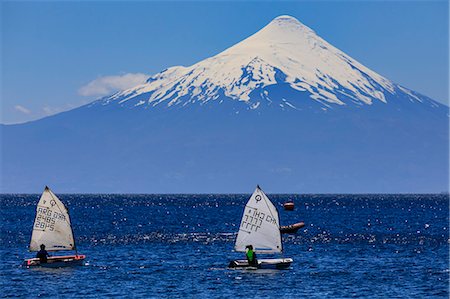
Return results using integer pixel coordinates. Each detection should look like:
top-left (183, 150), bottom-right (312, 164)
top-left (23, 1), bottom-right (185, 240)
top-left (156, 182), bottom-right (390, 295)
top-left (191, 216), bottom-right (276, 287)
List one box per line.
top-left (283, 201), bottom-right (295, 211)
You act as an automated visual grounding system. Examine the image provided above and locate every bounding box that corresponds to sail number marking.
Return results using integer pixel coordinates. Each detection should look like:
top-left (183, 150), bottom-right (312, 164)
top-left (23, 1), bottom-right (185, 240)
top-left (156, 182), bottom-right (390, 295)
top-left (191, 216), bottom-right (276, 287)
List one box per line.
top-left (241, 207), bottom-right (277, 232)
top-left (34, 206), bottom-right (66, 231)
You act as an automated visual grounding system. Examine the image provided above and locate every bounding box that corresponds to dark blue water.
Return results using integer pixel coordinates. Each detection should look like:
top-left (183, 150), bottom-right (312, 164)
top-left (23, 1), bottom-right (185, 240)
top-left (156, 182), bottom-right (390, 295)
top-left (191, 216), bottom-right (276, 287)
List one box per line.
top-left (1, 194), bottom-right (448, 298)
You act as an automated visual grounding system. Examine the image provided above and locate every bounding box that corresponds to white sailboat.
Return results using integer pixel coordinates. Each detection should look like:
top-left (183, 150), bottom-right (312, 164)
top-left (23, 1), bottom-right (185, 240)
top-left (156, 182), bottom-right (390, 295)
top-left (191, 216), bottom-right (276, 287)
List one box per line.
top-left (229, 185), bottom-right (293, 269)
top-left (23, 186), bottom-right (85, 267)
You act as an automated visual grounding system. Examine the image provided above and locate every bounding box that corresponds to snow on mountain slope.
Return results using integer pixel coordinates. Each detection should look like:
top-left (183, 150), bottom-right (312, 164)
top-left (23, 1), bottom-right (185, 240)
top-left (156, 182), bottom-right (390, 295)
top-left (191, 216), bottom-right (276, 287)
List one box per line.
top-left (93, 15), bottom-right (438, 111)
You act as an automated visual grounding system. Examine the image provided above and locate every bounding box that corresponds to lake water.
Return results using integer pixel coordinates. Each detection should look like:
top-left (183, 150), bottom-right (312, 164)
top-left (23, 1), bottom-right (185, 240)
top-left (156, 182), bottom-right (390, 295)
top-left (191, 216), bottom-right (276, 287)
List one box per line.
top-left (0, 194), bottom-right (448, 298)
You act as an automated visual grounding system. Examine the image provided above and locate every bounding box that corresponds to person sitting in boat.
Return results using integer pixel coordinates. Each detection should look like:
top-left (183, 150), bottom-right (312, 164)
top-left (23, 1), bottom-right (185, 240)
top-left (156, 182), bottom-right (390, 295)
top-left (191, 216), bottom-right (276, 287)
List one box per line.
top-left (36, 244), bottom-right (50, 263)
top-left (245, 245), bottom-right (258, 267)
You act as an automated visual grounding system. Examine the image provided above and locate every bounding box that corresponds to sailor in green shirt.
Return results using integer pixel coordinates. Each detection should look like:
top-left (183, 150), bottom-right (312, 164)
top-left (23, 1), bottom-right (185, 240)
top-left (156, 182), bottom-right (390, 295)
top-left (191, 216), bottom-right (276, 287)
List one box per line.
top-left (245, 245), bottom-right (258, 267)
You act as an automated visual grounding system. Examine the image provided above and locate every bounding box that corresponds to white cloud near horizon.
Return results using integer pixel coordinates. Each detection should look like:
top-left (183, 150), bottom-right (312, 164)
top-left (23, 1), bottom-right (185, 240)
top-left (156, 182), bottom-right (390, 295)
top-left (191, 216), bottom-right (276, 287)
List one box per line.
top-left (14, 105), bottom-right (31, 114)
top-left (78, 73), bottom-right (149, 97)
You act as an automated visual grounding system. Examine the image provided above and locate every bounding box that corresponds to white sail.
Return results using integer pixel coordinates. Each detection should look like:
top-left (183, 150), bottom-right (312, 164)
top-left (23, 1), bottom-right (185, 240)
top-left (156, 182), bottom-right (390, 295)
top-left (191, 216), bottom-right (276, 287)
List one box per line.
top-left (29, 186), bottom-right (75, 252)
top-left (235, 186), bottom-right (282, 254)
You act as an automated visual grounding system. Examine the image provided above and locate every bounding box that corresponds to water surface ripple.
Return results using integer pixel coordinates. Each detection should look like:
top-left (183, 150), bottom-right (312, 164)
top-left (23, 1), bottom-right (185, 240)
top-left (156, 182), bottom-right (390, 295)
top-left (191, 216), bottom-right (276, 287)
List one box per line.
top-left (0, 194), bottom-right (448, 298)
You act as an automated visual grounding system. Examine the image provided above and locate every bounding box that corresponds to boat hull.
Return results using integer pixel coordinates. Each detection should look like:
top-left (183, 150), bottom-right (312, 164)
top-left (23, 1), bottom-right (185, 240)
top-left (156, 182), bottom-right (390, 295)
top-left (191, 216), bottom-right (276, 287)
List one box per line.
top-left (229, 258), bottom-right (293, 270)
top-left (23, 255), bottom-right (86, 268)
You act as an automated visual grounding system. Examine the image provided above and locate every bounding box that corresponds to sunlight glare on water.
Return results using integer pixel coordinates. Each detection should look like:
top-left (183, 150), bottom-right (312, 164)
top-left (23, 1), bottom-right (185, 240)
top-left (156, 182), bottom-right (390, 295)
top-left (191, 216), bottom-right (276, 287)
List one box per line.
top-left (0, 194), bottom-right (448, 298)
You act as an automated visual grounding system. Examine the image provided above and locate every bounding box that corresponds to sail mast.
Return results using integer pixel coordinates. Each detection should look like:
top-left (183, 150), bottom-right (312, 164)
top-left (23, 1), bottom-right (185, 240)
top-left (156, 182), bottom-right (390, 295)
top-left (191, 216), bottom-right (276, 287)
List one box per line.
top-left (47, 187), bottom-right (78, 253)
top-left (261, 185), bottom-right (283, 253)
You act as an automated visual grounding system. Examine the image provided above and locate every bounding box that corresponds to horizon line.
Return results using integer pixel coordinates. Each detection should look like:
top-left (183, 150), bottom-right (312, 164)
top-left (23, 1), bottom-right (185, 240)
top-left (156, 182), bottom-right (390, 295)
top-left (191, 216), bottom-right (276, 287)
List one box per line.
top-left (1, 192), bottom-right (448, 196)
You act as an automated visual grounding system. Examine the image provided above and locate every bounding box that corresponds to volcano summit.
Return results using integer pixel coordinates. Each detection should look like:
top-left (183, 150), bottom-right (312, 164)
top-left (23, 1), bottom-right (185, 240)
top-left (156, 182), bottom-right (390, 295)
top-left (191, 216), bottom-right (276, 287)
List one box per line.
top-left (92, 15), bottom-right (442, 113)
top-left (2, 16), bottom-right (448, 193)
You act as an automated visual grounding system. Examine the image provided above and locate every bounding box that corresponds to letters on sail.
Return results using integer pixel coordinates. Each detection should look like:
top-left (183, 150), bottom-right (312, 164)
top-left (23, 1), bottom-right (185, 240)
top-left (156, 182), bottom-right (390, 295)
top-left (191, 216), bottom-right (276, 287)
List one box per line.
top-left (29, 187), bottom-right (75, 251)
top-left (235, 186), bottom-right (282, 254)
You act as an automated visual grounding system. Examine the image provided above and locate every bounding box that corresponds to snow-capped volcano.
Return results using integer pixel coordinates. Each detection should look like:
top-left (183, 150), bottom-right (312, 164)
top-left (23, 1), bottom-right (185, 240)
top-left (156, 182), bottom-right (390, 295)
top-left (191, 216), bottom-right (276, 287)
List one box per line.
top-left (2, 15), bottom-right (448, 194)
top-left (94, 15), bottom-right (435, 111)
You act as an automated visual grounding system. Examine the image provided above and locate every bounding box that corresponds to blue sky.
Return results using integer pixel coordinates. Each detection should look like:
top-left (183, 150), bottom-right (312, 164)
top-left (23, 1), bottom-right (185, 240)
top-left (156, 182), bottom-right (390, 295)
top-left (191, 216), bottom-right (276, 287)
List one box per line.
top-left (1, 1), bottom-right (448, 124)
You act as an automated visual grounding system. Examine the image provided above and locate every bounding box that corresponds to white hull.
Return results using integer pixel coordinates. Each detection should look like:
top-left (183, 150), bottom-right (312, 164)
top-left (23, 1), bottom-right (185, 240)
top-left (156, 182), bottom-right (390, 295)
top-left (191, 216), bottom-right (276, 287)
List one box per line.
top-left (229, 258), bottom-right (293, 269)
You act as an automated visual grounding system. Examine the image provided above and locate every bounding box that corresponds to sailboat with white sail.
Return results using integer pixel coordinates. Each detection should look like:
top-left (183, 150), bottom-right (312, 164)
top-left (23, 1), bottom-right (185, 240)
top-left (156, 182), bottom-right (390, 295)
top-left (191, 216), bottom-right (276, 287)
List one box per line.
top-left (23, 186), bottom-right (85, 267)
top-left (229, 185), bottom-right (293, 269)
